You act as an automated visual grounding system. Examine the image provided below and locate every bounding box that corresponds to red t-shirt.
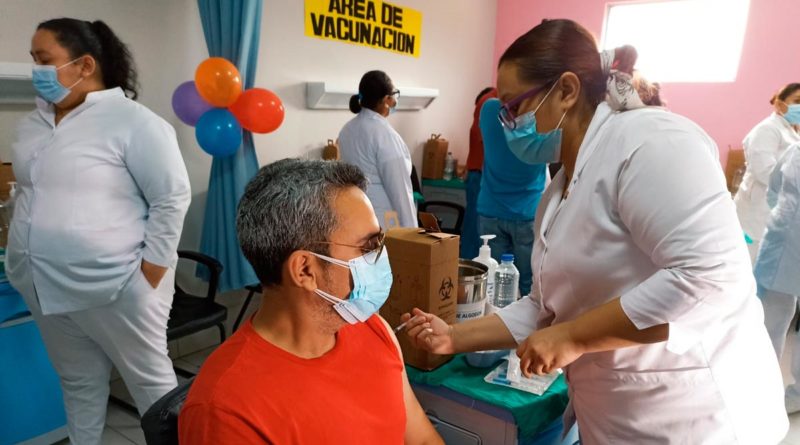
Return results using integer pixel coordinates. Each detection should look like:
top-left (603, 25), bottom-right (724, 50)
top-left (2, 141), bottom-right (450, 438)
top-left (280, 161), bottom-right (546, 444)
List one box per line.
top-left (466, 89), bottom-right (498, 171)
top-left (178, 315), bottom-right (406, 444)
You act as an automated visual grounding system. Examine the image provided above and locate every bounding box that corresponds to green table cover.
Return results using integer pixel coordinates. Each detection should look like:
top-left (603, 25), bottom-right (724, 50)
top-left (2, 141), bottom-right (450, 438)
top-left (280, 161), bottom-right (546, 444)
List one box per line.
top-left (406, 354), bottom-right (569, 438)
top-left (421, 178), bottom-right (466, 189)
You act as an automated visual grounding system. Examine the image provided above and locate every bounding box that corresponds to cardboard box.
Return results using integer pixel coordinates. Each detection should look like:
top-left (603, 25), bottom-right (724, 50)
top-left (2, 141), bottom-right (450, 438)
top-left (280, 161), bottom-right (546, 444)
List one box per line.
top-left (422, 134), bottom-right (448, 179)
top-left (322, 139), bottom-right (340, 161)
top-left (381, 228), bottom-right (459, 370)
top-left (0, 164), bottom-right (15, 201)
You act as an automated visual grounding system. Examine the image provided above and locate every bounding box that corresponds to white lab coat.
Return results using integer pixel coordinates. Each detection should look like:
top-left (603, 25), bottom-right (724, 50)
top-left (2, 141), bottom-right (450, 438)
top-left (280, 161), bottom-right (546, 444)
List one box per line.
top-left (338, 108), bottom-right (417, 228)
top-left (8, 88), bottom-right (191, 314)
top-left (754, 142), bottom-right (800, 295)
top-left (498, 103), bottom-right (787, 444)
top-left (734, 113), bottom-right (800, 261)
top-left (755, 142), bottom-right (800, 404)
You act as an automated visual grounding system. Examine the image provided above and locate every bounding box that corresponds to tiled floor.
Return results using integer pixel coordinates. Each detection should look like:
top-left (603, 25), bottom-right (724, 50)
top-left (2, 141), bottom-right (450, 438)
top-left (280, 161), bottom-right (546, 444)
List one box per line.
top-left (51, 332), bottom-right (800, 444)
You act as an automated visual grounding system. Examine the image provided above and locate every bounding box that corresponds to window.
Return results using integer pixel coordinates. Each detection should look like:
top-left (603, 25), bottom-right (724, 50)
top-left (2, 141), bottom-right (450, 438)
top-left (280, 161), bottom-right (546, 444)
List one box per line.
top-left (601, 0), bottom-right (750, 82)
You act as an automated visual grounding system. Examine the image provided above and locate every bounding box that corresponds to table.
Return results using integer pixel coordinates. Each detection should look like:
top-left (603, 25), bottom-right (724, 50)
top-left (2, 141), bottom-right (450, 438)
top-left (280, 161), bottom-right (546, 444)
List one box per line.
top-left (422, 178), bottom-right (467, 207)
top-left (407, 354), bottom-right (575, 445)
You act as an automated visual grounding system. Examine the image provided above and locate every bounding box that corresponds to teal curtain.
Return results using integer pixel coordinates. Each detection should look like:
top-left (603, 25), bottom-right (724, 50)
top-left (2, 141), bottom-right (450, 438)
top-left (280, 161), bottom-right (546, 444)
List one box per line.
top-left (197, 0), bottom-right (262, 291)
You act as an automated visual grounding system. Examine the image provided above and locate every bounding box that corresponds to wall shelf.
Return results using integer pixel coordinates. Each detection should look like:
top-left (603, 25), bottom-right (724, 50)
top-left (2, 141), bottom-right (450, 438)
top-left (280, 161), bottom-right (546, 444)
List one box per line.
top-left (306, 81), bottom-right (438, 111)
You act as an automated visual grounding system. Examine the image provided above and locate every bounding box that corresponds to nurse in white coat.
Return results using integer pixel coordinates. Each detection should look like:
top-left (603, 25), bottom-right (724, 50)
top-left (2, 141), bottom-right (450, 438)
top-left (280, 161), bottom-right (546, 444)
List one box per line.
top-left (754, 141), bottom-right (800, 413)
top-left (401, 19), bottom-right (787, 444)
top-left (338, 70), bottom-right (417, 228)
top-left (8, 19), bottom-right (191, 445)
top-left (734, 83), bottom-right (800, 262)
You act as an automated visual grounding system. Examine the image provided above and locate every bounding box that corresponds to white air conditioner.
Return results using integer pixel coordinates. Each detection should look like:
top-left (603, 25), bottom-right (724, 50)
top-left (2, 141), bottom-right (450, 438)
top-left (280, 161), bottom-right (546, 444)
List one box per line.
top-left (306, 81), bottom-right (438, 111)
top-left (0, 62), bottom-right (35, 105)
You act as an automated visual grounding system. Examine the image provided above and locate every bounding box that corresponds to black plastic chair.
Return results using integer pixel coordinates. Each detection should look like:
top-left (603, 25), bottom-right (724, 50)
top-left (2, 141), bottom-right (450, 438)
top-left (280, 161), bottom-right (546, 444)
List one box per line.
top-left (419, 201), bottom-right (465, 235)
top-left (141, 377), bottom-right (194, 445)
top-left (795, 306), bottom-right (800, 332)
top-left (410, 164), bottom-right (423, 195)
top-left (233, 283), bottom-right (261, 332)
top-left (169, 250), bottom-right (226, 377)
top-left (109, 251), bottom-right (225, 415)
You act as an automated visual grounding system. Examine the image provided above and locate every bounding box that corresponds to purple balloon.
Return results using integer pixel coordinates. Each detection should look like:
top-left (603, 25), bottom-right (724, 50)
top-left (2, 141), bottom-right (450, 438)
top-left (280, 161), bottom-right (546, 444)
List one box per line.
top-left (172, 81), bottom-right (213, 126)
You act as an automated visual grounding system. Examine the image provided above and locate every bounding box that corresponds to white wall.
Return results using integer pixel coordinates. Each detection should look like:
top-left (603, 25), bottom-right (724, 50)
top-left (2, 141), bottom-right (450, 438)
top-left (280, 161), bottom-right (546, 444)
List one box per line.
top-left (0, 0), bottom-right (497, 352)
top-left (0, 0), bottom-right (497, 251)
top-left (257, 0), bottom-right (498, 167)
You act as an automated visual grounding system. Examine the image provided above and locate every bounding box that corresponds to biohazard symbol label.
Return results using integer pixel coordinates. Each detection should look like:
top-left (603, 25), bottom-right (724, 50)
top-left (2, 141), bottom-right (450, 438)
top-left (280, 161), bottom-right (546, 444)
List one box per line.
top-left (439, 277), bottom-right (454, 301)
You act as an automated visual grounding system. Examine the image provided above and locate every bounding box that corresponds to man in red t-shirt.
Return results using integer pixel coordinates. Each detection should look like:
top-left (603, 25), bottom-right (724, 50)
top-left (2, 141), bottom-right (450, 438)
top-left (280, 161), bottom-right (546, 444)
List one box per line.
top-left (178, 159), bottom-right (443, 445)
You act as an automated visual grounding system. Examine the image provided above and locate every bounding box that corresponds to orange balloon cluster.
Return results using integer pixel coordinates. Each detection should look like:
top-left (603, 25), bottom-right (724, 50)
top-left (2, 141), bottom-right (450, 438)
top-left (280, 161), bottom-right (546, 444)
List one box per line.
top-left (174, 57), bottom-right (285, 157)
top-left (178, 56), bottom-right (285, 142)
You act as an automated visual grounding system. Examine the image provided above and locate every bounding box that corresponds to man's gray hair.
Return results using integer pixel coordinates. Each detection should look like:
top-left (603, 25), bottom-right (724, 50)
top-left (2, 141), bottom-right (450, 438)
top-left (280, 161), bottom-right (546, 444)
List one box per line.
top-left (237, 158), bottom-right (368, 286)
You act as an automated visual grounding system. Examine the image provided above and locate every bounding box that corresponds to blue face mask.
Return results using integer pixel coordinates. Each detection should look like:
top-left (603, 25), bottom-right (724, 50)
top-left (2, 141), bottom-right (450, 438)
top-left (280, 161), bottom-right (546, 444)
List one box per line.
top-left (31, 58), bottom-right (83, 104)
top-left (312, 248), bottom-right (393, 324)
top-left (502, 82), bottom-right (566, 165)
top-left (784, 104), bottom-right (800, 125)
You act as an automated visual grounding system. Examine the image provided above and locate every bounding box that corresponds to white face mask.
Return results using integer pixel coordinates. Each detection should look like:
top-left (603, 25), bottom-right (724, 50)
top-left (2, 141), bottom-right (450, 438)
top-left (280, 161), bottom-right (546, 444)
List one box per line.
top-left (311, 248), bottom-right (393, 324)
top-left (783, 103), bottom-right (800, 125)
top-left (501, 81), bottom-right (567, 165)
top-left (31, 57), bottom-right (84, 104)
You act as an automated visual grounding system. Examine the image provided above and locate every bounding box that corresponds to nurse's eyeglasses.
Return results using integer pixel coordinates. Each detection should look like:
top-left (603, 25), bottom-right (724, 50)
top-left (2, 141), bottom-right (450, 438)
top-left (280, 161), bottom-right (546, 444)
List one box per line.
top-left (498, 82), bottom-right (553, 130)
top-left (311, 231), bottom-right (386, 264)
top-left (389, 89), bottom-right (400, 99)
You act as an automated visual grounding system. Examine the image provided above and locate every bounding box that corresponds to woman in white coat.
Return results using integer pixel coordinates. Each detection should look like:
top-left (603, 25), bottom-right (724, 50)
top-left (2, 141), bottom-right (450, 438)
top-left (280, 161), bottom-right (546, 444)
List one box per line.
top-left (338, 70), bottom-right (416, 228)
top-left (8, 19), bottom-right (190, 445)
top-left (754, 141), bottom-right (800, 413)
top-left (401, 19), bottom-right (787, 444)
top-left (735, 83), bottom-right (800, 262)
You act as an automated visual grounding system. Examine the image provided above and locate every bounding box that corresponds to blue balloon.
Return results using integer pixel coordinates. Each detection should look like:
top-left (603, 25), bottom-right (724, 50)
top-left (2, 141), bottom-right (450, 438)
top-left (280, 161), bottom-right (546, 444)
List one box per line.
top-left (195, 108), bottom-right (243, 157)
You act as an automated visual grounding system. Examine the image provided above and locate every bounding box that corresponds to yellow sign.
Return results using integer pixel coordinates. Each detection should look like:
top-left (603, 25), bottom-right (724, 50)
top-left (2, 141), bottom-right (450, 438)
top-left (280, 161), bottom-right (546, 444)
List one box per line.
top-left (304, 0), bottom-right (422, 58)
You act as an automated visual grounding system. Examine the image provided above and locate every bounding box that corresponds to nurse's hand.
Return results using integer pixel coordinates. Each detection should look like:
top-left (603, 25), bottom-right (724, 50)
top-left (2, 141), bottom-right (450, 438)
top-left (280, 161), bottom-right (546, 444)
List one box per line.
top-left (141, 259), bottom-right (167, 289)
top-left (400, 308), bottom-right (454, 355)
top-left (516, 322), bottom-right (584, 377)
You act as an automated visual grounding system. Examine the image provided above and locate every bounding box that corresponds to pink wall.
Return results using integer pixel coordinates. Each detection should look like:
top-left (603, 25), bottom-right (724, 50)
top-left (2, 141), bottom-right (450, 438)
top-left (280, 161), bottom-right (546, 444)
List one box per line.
top-left (494, 0), bottom-right (800, 167)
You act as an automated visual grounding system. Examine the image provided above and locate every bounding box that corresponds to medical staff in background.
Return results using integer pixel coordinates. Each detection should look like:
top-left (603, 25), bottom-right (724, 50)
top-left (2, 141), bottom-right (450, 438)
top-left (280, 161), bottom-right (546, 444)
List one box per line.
top-left (754, 141), bottom-right (800, 413)
top-left (338, 70), bottom-right (417, 229)
top-left (735, 83), bottom-right (800, 262)
top-left (8, 18), bottom-right (190, 445)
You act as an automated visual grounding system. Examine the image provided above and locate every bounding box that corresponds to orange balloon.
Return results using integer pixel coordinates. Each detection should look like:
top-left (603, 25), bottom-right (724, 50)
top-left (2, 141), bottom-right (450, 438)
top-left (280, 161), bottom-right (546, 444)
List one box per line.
top-left (194, 57), bottom-right (242, 107)
top-left (229, 88), bottom-right (285, 134)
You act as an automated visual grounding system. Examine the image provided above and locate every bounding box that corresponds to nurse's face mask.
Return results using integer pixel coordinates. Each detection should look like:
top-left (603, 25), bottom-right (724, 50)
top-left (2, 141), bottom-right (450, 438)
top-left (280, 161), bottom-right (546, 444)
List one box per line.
top-left (499, 79), bottom-right (567, 165)
top-left (388, 89), bottom-right (400, 115)
top-left (310, 232), bottom-right (393, 324)
top-left (783, 103), bottom-right (800, 125)
top-left (31, 57), bottom-right (85, 104)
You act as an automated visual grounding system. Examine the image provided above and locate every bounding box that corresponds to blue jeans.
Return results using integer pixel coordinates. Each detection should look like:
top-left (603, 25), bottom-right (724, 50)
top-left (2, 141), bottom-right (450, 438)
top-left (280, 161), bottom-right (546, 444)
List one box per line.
top-left (460, 171), bottom-right (482, 259)
top-left (478, 216), bottom-right (534, 297)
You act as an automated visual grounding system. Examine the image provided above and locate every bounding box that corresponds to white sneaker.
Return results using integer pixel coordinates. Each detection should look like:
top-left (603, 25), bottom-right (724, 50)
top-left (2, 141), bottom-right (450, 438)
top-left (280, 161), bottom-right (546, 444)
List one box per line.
top-left (785, 395), bottom-right (800, 414)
